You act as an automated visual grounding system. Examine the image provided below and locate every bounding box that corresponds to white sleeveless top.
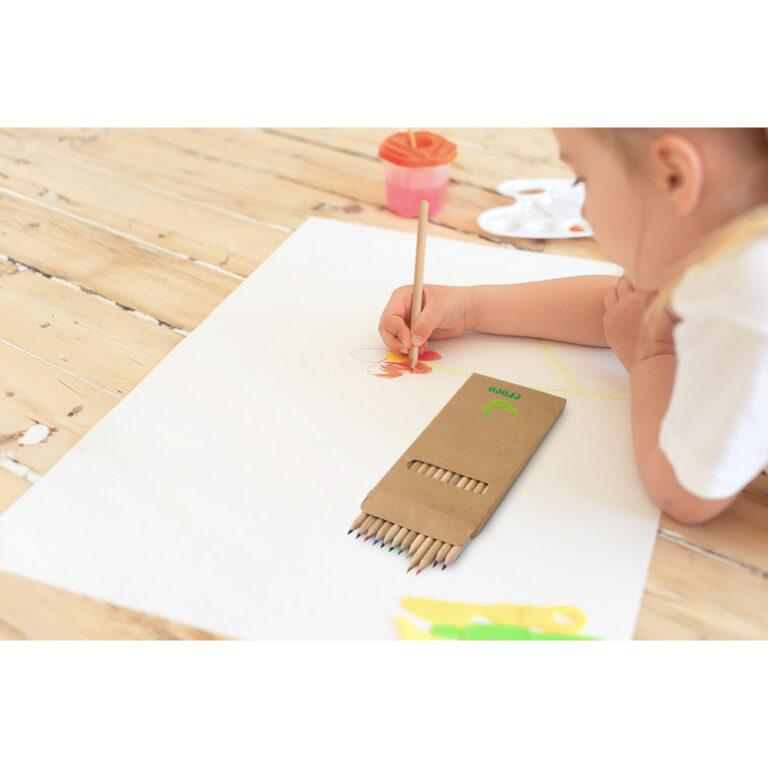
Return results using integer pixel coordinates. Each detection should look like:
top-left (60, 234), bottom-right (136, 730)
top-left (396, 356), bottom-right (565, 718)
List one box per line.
top-left (659, 205), bottom-right (768, 499)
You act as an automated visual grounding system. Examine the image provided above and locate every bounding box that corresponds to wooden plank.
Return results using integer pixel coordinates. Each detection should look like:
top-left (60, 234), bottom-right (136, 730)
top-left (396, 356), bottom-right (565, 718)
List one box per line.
top-left (0, 128), bottom-right (461, 238)
top-left (636, 535), bottom-right (768, 639)
top-left (263, 127), bottom-right (603, 262)
top-left (137, 127), bottom-right (605, 262)
top-left (0, 571), bottom-right (221, 639)
top-left (659, 475), bottom-right (768, 575)
top-left (1, 128), bottom-right (582, 255)
top-left (0, 339), bottom-right (117, 478)
top-left (268, 127), bottom-right (569, 190)
top-left (0, 191), bottom-right (238, 331)
top-left (0, 133), bottom-right (288, 277)
top-left (0, 468), bottom-right (30, 511)
top-left (138, 127), bottom-right (505, 228)
top-left (0, 267), bottom-right (180, 396)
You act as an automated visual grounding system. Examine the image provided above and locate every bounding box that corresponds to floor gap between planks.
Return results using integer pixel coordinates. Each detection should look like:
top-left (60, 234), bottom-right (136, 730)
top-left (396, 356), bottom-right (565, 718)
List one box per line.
top-left (658, 528), bottom-right (768, 580)
top-left (0, 185), bottom-right (246, 281)
top-left (4, 138), bottom-right (294, 233)
top-left (0, 253), bottom-right (189, 338)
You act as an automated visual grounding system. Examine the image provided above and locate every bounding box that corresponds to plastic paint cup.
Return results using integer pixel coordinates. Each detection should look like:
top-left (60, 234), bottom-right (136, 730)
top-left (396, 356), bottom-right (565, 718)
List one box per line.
top-left (378, 131), bottom-right (457, 218)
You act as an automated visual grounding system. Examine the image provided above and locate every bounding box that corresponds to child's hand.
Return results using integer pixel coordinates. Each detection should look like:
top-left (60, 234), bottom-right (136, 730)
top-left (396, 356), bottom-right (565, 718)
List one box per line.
top-left (379, 284), bottom-right (473, 354)
top-left (603, 276), bottom-right (675, 370)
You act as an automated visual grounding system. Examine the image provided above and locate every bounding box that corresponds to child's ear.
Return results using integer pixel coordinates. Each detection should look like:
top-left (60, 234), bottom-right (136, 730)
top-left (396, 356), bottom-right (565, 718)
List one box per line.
top-left (649, 134), bottom-right (704, 217)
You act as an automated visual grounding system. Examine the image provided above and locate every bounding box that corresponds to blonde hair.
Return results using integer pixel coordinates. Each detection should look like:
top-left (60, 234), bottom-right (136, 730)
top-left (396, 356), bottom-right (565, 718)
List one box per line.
top-left (596, 128), bottom-right (768, 317)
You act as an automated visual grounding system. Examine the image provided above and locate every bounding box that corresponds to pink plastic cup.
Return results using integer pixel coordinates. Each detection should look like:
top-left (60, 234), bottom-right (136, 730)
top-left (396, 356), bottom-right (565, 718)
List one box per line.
top-left (378, 131), bottom-right (458, 218)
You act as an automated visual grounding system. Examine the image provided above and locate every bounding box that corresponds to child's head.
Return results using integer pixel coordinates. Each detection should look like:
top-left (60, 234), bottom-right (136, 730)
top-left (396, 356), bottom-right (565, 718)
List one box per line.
top-left (552, 128), bottom-right (768, 290)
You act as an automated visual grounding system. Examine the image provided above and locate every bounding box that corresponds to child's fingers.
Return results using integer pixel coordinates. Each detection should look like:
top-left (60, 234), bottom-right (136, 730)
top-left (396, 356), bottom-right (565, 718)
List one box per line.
top-left (410, 301), bottom-right (445, 347)
top-left (616, 275), bottom-right (635, 298)
top-left (379, 313), bottom-right (412, 353)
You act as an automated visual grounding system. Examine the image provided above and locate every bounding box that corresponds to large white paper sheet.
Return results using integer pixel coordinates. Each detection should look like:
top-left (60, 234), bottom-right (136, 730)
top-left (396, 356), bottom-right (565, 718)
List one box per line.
top-left (0, 218), bottom-right (659, 639)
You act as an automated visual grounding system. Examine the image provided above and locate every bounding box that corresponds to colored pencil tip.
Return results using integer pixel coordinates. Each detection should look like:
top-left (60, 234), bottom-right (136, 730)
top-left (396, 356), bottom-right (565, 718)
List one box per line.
top-left (347, 529), bottom-right (353, 535)
top-left (388, 546), bottom-right (394, 552)
top-left (356, 533), bottom-right (362, 539)
top-left (442, 565), bottom-right (447, 570)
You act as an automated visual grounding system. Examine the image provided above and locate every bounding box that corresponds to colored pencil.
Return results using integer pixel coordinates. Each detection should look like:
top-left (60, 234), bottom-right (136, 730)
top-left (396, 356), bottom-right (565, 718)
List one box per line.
top-left (408, 537), bottom-right (434, 572)
top-left (348, 511), bottom-right (367, 535)
top-left (434, 541), bottom-right (452, 566)
top-left (416, 539), bottom-right (443, 573)
top-left (407, 533), bottom-right (426, 557)
top-left (442, 544), bottom-right (464, 569)
top-left (365, 518), bottom-right (385, 541)
top-left (356, 515), bottom-right (374, 539)
top-left (391, 527), bottom-right (409, 551)
top-left (382, 524), bottom-right (401, 547)
top-left (408, 200), bottom-right (429, 370)
top-left (375, 521), bottom-right (392, 544)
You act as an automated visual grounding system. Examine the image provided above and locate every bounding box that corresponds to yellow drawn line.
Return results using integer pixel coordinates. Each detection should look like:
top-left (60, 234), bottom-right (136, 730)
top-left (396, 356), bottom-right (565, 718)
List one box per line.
top-left (536, 340), bottom-right (628, 401)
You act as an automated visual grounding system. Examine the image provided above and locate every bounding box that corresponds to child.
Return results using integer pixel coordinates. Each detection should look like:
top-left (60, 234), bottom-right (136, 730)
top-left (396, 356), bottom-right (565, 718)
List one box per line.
top-left (378, 129), bottom-right (768, 524)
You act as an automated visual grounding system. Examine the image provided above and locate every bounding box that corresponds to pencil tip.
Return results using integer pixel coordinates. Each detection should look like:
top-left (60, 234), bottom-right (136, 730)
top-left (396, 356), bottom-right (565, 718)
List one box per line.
top-left (441, 565), bottom-right (447, 570)
top-left (347, 529), bottom-right (353, 535)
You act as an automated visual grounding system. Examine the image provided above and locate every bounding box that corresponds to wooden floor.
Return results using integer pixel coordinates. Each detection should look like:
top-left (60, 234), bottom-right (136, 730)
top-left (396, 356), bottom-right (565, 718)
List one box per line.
top-left (0, 128), bottom-right (766, 639)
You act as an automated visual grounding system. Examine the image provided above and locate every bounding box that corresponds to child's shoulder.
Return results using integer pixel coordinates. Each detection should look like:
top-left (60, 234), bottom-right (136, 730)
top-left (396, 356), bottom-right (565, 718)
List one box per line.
top-left (674, 224), bottom-right (768, 331)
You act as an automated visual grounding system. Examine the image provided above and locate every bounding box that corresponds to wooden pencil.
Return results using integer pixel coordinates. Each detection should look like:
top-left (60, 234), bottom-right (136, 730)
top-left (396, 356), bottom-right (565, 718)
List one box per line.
top-left (391, 527), bottom-right (409, 551)
top-left (407, 533), bottom-right (426, 557)
top-left (416, 539), bottom-right (443, 572)
top-left (362, 516), bottom-right (380, 538)
top-left (408, 537), bottom-right (434, 572)
top-left (455, 476), bottom-right (469, 489)
top-left (374, 521), bottom-right (392, 544)
top-left (434, 541), bottom-right (452, 566)
top-left (400, 530), bottom-right (418, 553)
top-left (356, 515), bottom-right (375, 539)
top-left (382, 524), bottom-right (401, 547)
top-left (442, 545), bottom-right (465, 570)
top-left (408, 200), bottom-right (429, 371)
top-left (465, 478), bottom-right (478, 492)
top-left (348, 511), bottom-right (367, 535)
top-left (365, 518), bottom-right (385, 541)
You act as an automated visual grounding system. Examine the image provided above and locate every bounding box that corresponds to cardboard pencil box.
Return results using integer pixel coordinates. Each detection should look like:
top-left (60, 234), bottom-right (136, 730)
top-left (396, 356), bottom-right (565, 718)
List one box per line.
top-left (360, 373), bottom-right (566, 551)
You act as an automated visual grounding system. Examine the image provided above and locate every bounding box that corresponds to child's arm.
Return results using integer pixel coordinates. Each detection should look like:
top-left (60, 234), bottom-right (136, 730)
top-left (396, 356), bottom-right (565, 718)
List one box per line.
top-left (379, 275), bottom-right (616, 354)
top-left (467, 276), bottom-right (615, 347)
top-left (605, 277), bottom-right (738, 523)
top-left (630, 355), bottom-right (737, 523)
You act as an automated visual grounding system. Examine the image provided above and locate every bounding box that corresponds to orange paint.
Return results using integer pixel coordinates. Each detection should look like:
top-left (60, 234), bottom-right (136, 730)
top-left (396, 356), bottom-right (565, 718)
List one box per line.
top-left (569, 224), bottom-right (585, 233)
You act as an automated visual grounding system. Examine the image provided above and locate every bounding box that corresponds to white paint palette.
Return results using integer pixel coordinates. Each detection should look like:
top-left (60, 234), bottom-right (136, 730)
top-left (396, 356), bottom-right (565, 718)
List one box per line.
top-left (478, 178), bottom-right (593, 239)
